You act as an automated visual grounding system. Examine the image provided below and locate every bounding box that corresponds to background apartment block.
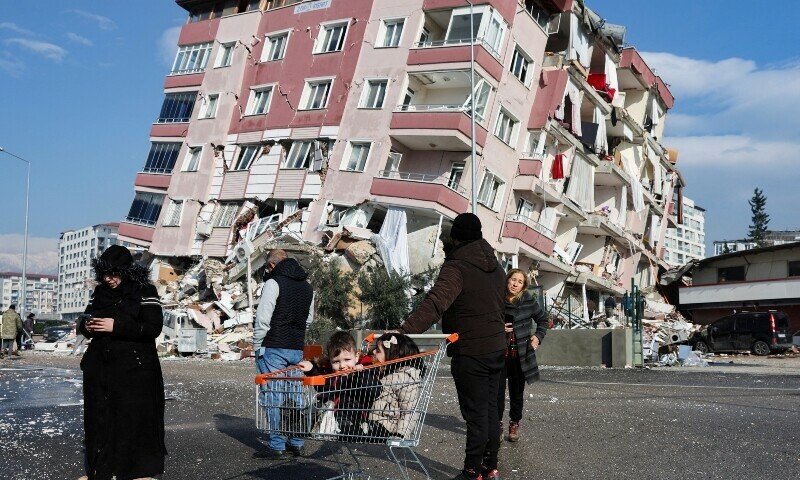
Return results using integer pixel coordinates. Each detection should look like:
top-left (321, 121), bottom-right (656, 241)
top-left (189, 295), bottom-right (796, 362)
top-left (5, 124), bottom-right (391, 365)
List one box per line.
top-left (117, 0), bottom-right (684, 321)
top-left (663, 195), bottom-right (705, 266)
top-left (0, 272), bottom-right (58, 315)
top-left (57, 223), bottom-right (119, 320)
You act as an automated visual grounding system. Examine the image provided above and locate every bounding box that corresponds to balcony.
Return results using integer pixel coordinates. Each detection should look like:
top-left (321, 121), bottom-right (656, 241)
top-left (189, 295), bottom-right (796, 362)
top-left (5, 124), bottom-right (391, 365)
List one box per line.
top-left (409, 40), bottom-right (503, 82)
top-left (370, 170), bottom-right (469, 217)
top-left (577, 213), bottom-right (624, 238)
top-left (118, 222), bottom-right (155, 243)
top-left (391, 107), bottom-right (487, 152)
top-left (503, 214), bottom-right (556, 256)
top-left (134, 173), bottom-right (172, 189)
top-left (595, 160), bottom-right (631, 187)
top-left (422, 0), bottom-right (516, 23)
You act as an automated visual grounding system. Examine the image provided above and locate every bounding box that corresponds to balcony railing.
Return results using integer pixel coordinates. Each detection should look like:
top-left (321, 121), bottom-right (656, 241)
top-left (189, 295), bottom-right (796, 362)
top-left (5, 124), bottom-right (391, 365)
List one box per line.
top-left (413, 37), bottom-right (502, 59)
top-left (521, 151), bottom-right (544, 160)
top-left (395, 104), bottom-right (466, 112)
top-left (267, 0), bottom-right (304, 10)
top-left (506, 214), bottom-right (556, 240)
top-left (378, 170), bottom-right (467, 195)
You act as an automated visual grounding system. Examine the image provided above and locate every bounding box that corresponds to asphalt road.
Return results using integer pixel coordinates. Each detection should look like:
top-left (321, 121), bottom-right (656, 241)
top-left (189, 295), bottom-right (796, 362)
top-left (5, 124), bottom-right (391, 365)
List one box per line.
top-left (1, 353), bottom-right (798, 480)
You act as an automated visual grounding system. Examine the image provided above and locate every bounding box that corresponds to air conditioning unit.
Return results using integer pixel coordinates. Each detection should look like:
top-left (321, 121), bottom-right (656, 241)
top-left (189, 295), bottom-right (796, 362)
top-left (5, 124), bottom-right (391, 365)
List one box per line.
top-left (196, 221), bottom-right (213, 237)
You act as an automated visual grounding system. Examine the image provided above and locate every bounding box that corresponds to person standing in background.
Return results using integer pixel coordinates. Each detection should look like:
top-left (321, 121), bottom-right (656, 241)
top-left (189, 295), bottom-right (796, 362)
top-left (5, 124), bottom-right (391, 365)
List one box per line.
top-left (1, 305), bottom-right (23, 357)
top-left (498, 269), bottom-right (549, 443)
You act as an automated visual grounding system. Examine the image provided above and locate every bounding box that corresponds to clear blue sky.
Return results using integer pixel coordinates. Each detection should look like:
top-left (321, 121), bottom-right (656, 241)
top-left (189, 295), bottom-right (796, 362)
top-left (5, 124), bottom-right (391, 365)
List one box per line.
top-left (1, 0), bottom-right (798, 273)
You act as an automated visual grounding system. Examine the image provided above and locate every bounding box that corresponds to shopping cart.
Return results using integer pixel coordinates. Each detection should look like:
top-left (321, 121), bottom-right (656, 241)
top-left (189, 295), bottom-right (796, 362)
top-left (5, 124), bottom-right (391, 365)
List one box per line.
top-left (255, 333), bottom-right (458, 480)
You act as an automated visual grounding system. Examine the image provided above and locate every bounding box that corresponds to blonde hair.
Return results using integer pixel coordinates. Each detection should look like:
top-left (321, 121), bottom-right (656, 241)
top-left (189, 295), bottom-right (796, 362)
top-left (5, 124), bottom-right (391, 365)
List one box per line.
top-left (505, 269), bottom-right (529, 303)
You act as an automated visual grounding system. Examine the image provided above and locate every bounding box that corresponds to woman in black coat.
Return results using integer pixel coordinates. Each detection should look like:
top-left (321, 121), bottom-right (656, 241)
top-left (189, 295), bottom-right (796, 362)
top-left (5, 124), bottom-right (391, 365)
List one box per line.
top-left (78, 245), bottom-right (167, 480)
top-left (497, 268), bottom-right (549, 442)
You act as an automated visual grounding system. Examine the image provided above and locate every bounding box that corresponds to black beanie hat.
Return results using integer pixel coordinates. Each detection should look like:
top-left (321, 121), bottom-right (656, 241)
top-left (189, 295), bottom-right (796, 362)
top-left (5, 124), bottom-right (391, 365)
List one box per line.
top-left (92, 245), bottom-right (150, 285)
top-left (450, 213), bottom-right (482, 241)
top-left (100, 245), bottom-right (133, 269)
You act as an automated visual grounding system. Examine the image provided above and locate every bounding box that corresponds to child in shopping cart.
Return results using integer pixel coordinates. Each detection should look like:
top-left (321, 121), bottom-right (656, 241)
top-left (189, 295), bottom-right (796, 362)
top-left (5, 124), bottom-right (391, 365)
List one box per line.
top-left (361, 333), bottom-right (424, 439)
top-left (298, 331), bottom-right (381, 436)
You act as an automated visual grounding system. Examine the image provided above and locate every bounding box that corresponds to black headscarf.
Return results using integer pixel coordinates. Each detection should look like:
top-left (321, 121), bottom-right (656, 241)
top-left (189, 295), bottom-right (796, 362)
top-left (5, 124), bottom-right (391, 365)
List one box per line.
top-left (90, 245), bottom-right (152, 310)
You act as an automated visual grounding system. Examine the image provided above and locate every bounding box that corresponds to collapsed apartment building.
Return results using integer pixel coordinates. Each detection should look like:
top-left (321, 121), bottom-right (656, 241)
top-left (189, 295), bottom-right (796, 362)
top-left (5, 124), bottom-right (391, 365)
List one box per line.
top-left (115, 0), bottom-right (685, 348)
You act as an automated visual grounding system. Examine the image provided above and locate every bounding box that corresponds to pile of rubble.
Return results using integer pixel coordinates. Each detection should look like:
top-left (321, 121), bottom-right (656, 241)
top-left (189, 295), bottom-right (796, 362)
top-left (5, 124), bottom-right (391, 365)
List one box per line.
top-left (146, 207), bottom-right (443, 359)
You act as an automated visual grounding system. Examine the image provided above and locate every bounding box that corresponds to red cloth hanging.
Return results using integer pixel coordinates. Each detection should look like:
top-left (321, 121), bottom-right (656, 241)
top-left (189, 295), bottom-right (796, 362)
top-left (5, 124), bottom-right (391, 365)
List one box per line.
top-left (551, 153), bottom-right (564, 179)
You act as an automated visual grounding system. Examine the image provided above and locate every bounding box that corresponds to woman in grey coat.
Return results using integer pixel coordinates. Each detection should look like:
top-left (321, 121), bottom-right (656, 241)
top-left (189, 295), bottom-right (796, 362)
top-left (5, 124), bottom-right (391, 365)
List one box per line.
top-left (497, 269), bottom-right (549, 442)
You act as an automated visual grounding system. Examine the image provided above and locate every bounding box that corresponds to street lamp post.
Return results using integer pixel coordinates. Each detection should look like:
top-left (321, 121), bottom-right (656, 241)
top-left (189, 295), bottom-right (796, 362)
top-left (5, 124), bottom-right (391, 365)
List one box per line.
top-left (467, 0), bottom-right (477, 213)
top-left (0, 147), bottom-right (31, 318)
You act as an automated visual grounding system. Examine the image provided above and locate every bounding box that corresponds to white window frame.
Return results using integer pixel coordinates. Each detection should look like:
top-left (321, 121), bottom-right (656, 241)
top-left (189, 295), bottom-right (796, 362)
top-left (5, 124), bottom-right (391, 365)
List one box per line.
top-left (341, 141), bottom-right (372, 172)
top-left (198, 93), bottom-right (219, 119)
top-left (245, 84), bottom-right (274, 115)
top-left (477, 170), bottom-right (505, 211)
top-left (213, 203), bottom-right (240, 228)
top-left (162, 200), bottom-right (184, 227)
top-left (234, 145), bottom-right (261, 170)
top-left (494, 108), bottom-right (519, 146)
top-left (378, 18), bottom-right (405, 48)
top-left (171, 42), bottom-right (213, 74)
top-left (463, 78), bottom-right (492, 123)
top-left (300, 78), bottom-right (334, 110)
top-left (445, 6), bottom-right (487, 45)
top-left (214, 42), bottom-right (235, 68)
top-left (283, 140), bottom-right (314, 169)
top-left (510, 45), bottom-right (533, 87)
top-left (314, 20), bottom-right (349, 54)
top-left (448, 163), bottom-right (465, 189)
top-left (481, 9), bottom-right (507, 58)
top-left (262, 30), bottom-right (290, 61)
top-left (359, 78), bottom-right (388, 109)
top-left (384, 151), bottom-right (402, 175)
top-left (182, 146), bottom-right (202, 172)
top-left (516, 198), bottom-right (534, 220)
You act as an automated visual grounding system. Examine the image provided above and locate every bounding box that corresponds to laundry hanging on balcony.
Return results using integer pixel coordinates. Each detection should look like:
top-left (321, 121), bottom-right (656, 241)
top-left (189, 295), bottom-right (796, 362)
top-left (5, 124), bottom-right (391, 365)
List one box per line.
top-left (551, 153), bottom-right (565, 180)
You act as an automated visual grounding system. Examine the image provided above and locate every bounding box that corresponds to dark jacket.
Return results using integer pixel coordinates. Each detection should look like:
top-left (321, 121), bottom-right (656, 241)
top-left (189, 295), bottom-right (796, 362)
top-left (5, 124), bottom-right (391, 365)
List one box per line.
top-left (79, 281), bottom-right (166, 480)
top-left (507, 292), bottom-right (549, 383)
top-left (262, 258), bottom-right (313, 350)
top-left (400, 238), bottom-right (506, 357)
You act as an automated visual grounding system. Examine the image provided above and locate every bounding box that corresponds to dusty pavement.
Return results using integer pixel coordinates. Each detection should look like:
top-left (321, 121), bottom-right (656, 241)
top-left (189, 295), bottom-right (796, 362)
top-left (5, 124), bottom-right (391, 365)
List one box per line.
top-left (1, 352), bottom-right (799, 480)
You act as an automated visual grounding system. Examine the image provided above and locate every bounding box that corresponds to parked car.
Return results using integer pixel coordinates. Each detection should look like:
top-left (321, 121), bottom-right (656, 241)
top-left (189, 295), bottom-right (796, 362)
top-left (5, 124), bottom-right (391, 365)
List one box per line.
top-left (690, 311), bottom-right (793, 356)
top-left (42, 324), bottom-right (74, 343)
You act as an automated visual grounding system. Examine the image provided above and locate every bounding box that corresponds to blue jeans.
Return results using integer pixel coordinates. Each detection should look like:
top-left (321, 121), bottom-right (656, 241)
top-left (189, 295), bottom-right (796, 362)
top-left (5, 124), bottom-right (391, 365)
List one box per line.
top-left (256, 347), bottom-right (305, 451)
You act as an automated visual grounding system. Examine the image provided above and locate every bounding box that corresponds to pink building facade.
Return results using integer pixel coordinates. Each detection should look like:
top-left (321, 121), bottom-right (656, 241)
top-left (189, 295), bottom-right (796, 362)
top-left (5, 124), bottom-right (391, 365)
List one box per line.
top-left (119, 0), bottom-right (682, 311)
